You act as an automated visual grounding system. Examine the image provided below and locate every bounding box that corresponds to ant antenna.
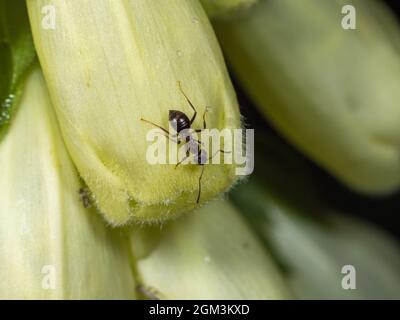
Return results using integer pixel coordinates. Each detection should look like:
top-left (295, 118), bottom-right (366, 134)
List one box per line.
top-left (177, 81), bottom-right (197, 124)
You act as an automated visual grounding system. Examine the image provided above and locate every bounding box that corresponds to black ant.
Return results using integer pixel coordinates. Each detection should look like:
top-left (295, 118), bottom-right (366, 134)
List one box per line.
top-left (141, 81), bottom-right (228, 203)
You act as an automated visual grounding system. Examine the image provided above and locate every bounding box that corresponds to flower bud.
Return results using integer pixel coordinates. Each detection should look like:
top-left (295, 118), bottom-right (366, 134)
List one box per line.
top-left (27, 0), bottom-right (241, 225)
top-left (130, 200), bottom-right (289, 299)
top-left (214, 0), bottom-right (400, 195)
top-left (0, 68), bottom-right (136, 299)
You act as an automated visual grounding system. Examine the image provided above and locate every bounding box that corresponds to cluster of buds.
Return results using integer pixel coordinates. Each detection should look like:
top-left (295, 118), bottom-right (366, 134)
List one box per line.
top-left (0, 0), bottom-right (287, 299)
top-left (1, 0), bottom-right (400, 299)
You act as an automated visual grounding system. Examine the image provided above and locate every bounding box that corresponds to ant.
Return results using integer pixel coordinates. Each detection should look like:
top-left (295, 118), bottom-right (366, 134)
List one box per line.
top-left (141, 81), bottom-right (228, 203)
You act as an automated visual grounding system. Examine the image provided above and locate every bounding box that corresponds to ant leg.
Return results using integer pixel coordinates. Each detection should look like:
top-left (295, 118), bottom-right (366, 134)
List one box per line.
top-left (141, 118), bottom-right (180, 144)
top-left (208, 149), bottom-right (231, 163)
top-left (141, 118), bottom-right (169, 134)
top-left (177, 81), bottom-right (197, 125)
top-left (193, 139), bottom-right (205, 146)
top-left (175, 148), bottom-right (191, 169)
top-left (196, 165), bottom-right (205, 204)
top-left (165, 133), bottom-right (181, 144)
top-left (194, 107), bottom-right (209, 132)
top-left (170, 133), bottom-right (181, 144)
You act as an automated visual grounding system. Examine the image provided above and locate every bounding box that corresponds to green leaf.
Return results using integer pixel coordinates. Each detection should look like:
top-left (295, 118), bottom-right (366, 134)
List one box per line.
top-left (0, 0), bottom-right (36, 141)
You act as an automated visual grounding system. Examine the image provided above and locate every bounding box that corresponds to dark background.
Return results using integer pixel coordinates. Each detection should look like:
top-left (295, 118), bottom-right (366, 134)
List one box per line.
top-left (385, 0), bottom-right (400, 15)
top-left (230, 0), bottom-right (400, 240)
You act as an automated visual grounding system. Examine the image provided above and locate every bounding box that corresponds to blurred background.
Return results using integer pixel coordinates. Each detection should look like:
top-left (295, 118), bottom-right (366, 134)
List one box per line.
top-left (214, 0), bottom-right (400, 299)
top-left (2, 0), bottom-right (399, 300)
top-left (230, 0), bottom-right (400, 241)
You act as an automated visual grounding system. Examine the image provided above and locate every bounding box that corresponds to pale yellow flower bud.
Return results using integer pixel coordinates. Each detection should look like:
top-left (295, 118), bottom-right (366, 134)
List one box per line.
top-left (0, 68), bottom-right (136, 299)
top-left (214, 0), bottom-right (400, 195)
top-left (27, 0), bottom-right (241, 225)
top-left (130, 200), bottom-right (290, 299)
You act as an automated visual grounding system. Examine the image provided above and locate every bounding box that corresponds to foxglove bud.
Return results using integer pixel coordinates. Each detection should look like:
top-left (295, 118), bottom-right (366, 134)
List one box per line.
top-left (0, 68), bottom-right (136, 299)
top-left (27, 0), bottom-right (242, 225)
top-left (130, 200), bottom-right (289, 299)
top-left (214, 0), bottom-right (400, 195)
